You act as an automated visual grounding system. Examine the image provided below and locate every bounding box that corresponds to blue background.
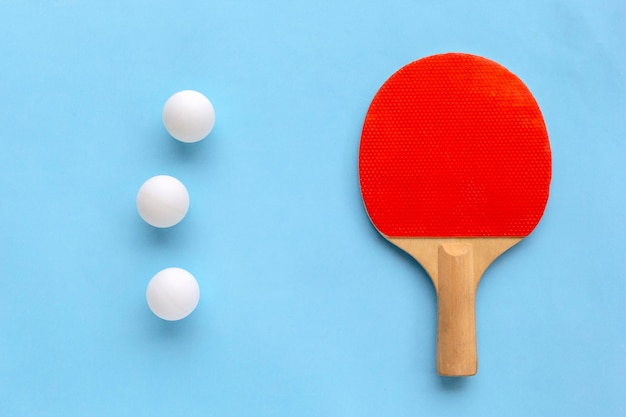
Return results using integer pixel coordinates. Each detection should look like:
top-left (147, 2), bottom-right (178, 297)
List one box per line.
top-left (1, 0), bottom-right (624, 416)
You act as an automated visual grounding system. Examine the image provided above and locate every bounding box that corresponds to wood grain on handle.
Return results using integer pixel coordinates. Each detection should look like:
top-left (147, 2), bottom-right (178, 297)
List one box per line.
top-left (387, 237), bottom-right (522, 377)
top-left (436, 242), bottom-right (476, 376)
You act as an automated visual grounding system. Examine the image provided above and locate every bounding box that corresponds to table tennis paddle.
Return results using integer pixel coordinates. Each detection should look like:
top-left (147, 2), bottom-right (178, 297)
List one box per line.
top-left (359, 53), bottom-right (551, 376)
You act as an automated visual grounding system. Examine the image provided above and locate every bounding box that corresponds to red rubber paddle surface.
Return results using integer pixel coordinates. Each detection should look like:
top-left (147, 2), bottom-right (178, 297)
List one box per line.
top-left (359, 53), bottom-right (551, 237)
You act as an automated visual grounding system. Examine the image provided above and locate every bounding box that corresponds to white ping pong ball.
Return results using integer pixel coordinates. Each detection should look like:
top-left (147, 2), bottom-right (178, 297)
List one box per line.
top-left (136, 175), bottom-right (190, 228)
top-left (162, 90), bottom-right (215, 143)
top-left (146, 267), bottom-right (200, 321)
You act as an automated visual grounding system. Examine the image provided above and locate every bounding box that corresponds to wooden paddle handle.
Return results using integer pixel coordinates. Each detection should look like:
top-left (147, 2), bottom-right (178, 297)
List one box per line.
top-left (436, 242), bottom-right (477, 376)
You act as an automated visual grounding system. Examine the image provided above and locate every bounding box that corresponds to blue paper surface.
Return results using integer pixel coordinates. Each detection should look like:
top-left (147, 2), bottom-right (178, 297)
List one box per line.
top-left (0, 1), bottom-right (624, 416)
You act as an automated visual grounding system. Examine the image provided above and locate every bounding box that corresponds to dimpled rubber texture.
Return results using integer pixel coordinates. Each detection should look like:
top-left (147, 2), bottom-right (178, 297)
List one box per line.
top-left (359, 53), bottom-right (551, 237)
